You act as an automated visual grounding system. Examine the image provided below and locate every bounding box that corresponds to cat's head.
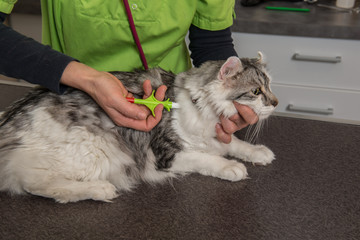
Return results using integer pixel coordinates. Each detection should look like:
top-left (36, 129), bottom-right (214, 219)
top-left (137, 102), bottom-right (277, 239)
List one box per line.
top-left (205, 52), bottom-right (278, 121)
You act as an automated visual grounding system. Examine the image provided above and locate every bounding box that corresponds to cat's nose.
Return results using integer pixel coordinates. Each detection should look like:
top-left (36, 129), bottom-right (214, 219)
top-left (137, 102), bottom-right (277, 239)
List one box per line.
top-left (271, 97), bottom-right (279, 107)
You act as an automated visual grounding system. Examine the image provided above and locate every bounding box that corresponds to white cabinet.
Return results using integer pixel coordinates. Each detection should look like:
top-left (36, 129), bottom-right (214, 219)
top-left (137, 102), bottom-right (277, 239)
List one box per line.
top-left (233, 32), bottom-right (360, 124)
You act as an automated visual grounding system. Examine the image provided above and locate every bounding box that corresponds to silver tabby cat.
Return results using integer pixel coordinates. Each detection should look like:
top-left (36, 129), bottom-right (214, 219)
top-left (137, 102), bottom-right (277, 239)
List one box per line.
top-left (0, 53), bottom-right (278, 203)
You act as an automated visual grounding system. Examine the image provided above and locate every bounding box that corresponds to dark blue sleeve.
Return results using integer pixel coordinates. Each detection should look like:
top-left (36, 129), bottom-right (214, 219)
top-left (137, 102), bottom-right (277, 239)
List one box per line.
top-left (0, 12), bottom-right (6, 22)
top-left (188, 24), bottom-right (238, 67)
top-left (0, 13), bottom-right (75, 94)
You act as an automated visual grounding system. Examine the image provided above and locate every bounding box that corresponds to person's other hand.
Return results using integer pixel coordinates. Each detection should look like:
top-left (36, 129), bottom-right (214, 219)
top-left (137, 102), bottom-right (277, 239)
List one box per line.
top-left (215, 102), bottom-right (258, 144)
top-left (61, 61), bottom-right (166, 132)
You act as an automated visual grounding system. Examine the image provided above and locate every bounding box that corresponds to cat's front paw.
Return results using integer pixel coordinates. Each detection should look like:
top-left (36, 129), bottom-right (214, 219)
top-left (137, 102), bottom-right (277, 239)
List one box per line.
top-left (218, 160), bottom-right (248, 182)
top-left (248, 145), bottom-right (275, 165)
top-left (89, 181), bottom-right (119, 202)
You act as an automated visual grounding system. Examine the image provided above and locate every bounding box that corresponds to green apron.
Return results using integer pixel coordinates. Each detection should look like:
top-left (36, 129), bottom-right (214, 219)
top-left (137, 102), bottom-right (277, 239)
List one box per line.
top-left (2, 0), bottom-right (235, 73)
top-left (0, 0), bottom-right (17, 13)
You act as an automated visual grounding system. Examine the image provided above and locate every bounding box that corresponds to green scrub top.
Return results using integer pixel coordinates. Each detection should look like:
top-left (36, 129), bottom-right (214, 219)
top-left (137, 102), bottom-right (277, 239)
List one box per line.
top-left (2, 0), bottom-right (235, 74)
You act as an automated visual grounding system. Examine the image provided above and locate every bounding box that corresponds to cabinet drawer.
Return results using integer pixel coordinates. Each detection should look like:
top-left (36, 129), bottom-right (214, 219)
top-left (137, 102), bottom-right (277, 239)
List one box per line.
top-left (232, 32), bottom-right (360, 91)
top-left (272, 83), bottom-right (360, 124)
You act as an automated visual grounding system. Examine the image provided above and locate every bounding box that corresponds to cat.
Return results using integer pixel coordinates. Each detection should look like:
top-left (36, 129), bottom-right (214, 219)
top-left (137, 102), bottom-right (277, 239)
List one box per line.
top-left (0, 53), bottom-right (278, 203)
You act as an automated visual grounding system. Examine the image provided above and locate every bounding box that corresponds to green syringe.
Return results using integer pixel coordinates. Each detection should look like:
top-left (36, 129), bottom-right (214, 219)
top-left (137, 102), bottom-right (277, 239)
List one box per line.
top-left (126, 90), bottom-right (180, 117)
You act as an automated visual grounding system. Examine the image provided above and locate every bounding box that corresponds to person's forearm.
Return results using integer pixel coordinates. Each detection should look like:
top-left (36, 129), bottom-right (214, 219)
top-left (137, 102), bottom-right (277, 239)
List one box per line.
top-left (0, 21), bottom-right (75, 93)
top-left (189, 25), bottom-right (238, 67)
top-left (60, 61), bottom-right (103, 96)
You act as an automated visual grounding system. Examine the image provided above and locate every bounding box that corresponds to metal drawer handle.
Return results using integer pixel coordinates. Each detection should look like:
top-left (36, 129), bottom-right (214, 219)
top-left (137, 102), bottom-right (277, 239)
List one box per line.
top-left (287, 104), bottom-right (334, 115)
top-left (292, 53), bottom-right (341, 63)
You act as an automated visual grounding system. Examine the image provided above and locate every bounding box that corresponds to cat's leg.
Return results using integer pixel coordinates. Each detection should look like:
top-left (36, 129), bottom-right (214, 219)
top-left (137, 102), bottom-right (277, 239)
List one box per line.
top-left (170, 151), bottom-right (248, 181)
top-left (23, 176), bottom-right (118, 203)
top-left (226, 137), bottom-right (275, 165)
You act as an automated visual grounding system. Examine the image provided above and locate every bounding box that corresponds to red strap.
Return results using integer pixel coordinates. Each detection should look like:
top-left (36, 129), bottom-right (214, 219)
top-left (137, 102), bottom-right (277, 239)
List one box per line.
top-left (123, 0), bottom-right (149, 70)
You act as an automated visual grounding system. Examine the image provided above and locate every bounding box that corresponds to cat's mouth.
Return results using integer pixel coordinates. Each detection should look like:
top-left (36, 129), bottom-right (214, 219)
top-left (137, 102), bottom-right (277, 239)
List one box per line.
top-left (234, 98), bottom-right (277, 121)
top-left (258, 106), bottom-right (276, 120)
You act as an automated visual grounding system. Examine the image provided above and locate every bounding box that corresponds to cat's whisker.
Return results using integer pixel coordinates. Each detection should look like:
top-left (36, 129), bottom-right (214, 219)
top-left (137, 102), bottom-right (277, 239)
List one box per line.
top-left (245, 124), bottom-right (255, 142)
top-left (246, 119), bottom-right (265, 144)
top-left (256, 120), bottom-right (265, 140)
top-left (166, 178), bottom-right (178, 192)
top-left (249, 123), bottom-right (259, 143)
top-left (263, 117), bottom-right (270, 132)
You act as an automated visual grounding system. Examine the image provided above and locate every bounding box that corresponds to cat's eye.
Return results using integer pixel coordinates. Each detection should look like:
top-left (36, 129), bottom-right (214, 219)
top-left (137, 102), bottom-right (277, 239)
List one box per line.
top-left (252, 88), bottom-right (262, 95)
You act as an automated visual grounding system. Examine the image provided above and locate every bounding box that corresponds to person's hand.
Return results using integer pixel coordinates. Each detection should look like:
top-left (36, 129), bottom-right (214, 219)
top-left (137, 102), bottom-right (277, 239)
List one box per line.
top-left (60, 61), bottom-right (166, 132)
top-left (215, 102), bottom-right (258, 144)
top-left (91, 74), bottom-right (166, 131)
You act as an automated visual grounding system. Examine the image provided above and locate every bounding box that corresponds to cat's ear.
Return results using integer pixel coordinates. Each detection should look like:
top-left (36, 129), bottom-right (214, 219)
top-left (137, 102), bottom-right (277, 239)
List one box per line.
top-left (219, 57), bottom-right (243, 82)
top-left (255, 51), bottom-right (265, 64)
